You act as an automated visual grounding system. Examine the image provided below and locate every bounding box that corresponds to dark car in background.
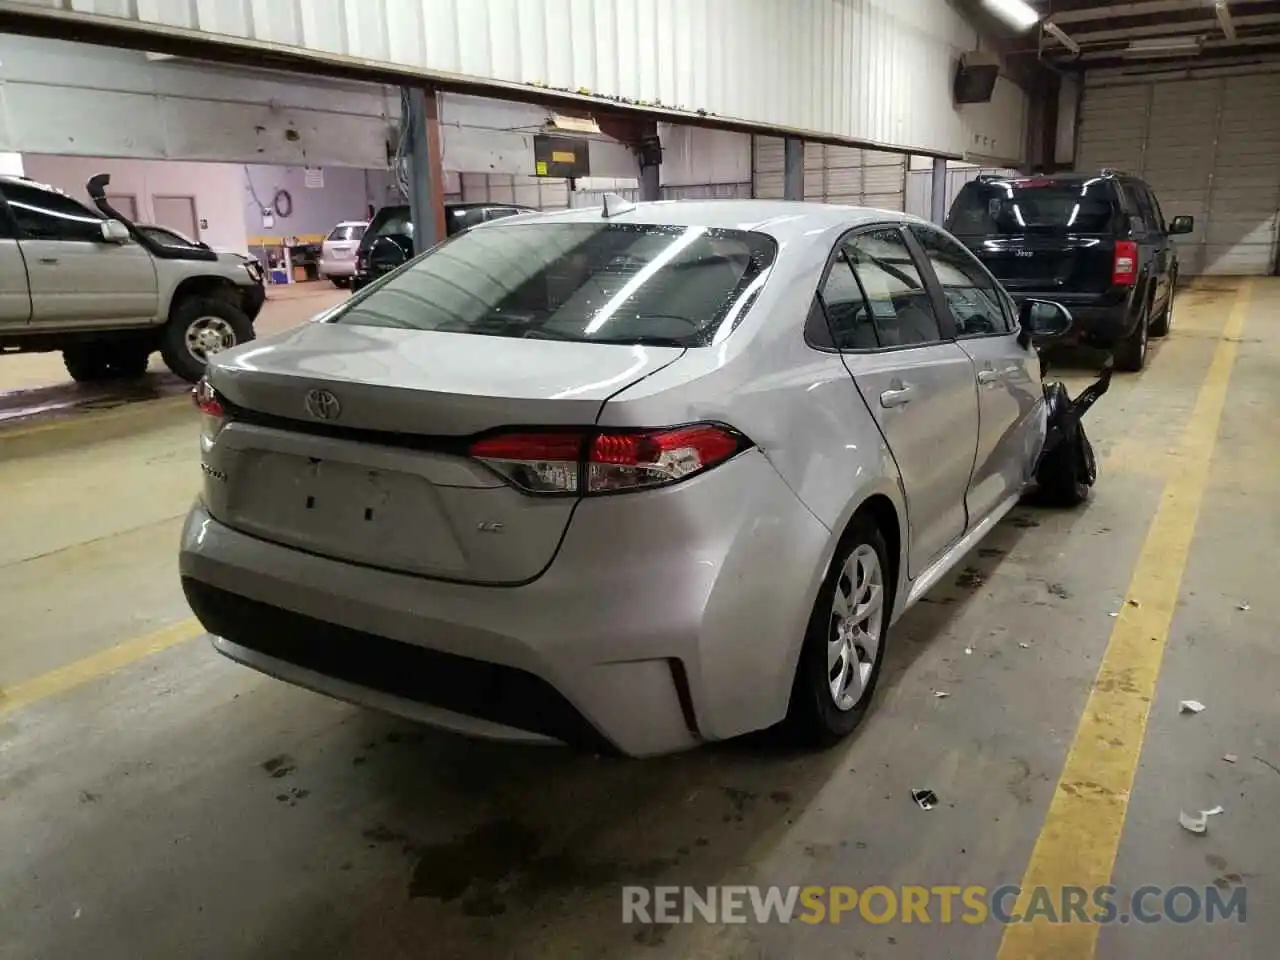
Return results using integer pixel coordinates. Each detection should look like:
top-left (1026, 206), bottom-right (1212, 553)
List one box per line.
top-left (350, 201), bottom-right (535, 291)
top-left (946, 170), bottom-right (1193, 371)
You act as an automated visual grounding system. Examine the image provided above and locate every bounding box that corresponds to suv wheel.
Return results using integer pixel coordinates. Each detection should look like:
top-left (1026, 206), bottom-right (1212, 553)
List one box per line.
top-left (161, 297), bottom-right (255, 383)
top-left (785, 515), bottom-right (891, 746)
top-left (1114, 300), bottom-right (1149, 372)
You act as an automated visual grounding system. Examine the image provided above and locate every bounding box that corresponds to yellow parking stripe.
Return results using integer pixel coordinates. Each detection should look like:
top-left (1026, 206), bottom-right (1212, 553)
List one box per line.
top-left (0, 618), bottom-right (203, 718)
top-left (995, 280), bottom-right (1252, 959)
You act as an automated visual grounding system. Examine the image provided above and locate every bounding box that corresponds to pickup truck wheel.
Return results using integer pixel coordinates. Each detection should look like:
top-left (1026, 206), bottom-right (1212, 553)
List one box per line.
top-left (63, 348), bottom-right (112, 383)
top-left (785, 515), bottom-right (891, 746)
top-left (161, 297), bottom-right (255, 383)
top-left (1113, 301), bottom-right (1149, 372)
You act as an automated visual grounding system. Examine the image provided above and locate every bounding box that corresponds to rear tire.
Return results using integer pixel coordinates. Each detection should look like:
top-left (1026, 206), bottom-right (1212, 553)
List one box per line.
top-left (160, 297), bottom-right (255, 383)
top-left (331, 277), bottom-right (350, 289)
top-left (784, 515), bottom-right (892, 747)
top-left (63, 345), bottom-right (152, 383)
top-left (1113, 300), bottom-right (1149, 372)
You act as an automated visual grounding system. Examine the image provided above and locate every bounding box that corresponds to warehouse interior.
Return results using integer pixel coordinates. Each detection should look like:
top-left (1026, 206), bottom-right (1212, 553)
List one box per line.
top-left (1, 0), bottom-right (1278, 957)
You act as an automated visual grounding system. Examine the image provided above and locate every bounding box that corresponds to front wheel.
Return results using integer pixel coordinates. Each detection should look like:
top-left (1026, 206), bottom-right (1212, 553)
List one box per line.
top-left (785, 516), bottom-right (891, 746)
top-left (160, 297), bottom-right (255, 383)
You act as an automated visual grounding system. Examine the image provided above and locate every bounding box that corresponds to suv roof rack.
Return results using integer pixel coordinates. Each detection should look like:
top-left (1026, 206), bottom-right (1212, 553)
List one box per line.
top-left (1099, 168), bottom-right (1131, 177)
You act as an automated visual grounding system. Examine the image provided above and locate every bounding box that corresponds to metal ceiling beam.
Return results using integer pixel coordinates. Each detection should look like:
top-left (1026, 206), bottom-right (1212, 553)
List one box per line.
top-left (1044, 12), bottom-right (1280, 46)
top-left (1051, 1), bottom-right (1206, 24)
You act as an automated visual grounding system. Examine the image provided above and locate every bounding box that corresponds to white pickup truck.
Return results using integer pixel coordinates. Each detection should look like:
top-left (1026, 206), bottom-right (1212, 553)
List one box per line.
top-left (0, 173), bottom-right (265, 383)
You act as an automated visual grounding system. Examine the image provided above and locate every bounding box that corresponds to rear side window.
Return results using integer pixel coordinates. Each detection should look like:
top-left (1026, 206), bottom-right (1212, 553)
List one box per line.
top-left (948, 178), bottom-right (1120, 235)
top-left (910, 226), bottom-right (1012, 335)
top-left (327, 224), bottom-right (366, 242)
top-left (844, 229), bottom-right (943, 347)
top-left (332, 221), bottom-right (776, 347)
top-left (3, 181), bottom-right (104, 243)
top-left (819, 251), bottom-right (879, 350)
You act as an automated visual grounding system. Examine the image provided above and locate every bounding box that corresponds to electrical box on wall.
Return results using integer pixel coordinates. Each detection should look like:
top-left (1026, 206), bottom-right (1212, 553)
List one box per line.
top-left (954, 51), bottom-right (1001, 105)
top-left (533, 134), bottom-right (590, 178)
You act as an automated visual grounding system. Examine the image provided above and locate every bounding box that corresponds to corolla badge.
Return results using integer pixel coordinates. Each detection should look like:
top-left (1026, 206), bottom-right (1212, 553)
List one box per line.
top-left (304, 388), bottom-right (342, 421)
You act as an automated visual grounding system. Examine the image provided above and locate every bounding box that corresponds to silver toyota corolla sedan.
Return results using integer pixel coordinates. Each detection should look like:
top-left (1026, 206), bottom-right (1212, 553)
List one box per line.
top-left (179, 198), bottom-right (1073, 757)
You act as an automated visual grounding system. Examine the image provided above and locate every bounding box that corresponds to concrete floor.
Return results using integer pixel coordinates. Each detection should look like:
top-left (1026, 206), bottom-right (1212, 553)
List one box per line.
top-left (1, 279), bottom-right (1276, 959)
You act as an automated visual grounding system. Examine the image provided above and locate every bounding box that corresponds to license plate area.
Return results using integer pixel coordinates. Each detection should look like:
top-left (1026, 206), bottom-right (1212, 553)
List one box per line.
top-left (227, 451), bottom-right (468, 574)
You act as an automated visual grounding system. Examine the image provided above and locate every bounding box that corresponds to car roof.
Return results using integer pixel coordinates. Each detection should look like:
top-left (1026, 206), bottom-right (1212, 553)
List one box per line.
top-left (334, 220), bottom-right (368, 227)
top-left (477, 199), bottom-right (925, 242)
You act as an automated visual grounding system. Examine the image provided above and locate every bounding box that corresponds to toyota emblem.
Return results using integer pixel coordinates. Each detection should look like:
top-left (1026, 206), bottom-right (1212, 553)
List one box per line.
top-left (304, 388), bottom-right (342, 421)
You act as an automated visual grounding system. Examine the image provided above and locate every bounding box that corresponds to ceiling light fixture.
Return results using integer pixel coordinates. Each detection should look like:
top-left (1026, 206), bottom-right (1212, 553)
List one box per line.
top-left (1044, 21), bottom-right (1081, 55)
top-left (983, 0), bottom-right (1040, 31)
top-left (1122, 35), bottom-right (1204, 57)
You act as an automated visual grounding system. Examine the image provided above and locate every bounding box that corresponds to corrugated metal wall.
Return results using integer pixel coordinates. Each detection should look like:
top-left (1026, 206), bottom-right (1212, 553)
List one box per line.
top-left (1076, 71), bottom-right (1280, 276)
top-left (7, 0), bottom-right (1027, 162)
top-left (752, 137), bottom-right (906, 210)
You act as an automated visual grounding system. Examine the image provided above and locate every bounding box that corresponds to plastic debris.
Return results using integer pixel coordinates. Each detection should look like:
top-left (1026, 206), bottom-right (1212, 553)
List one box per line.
top-left (1018, 642), bottom-right (1031, 649)
top-left (1179, 810), bottom-right (1208, 834)
top-left (1109, 612), bottom-right (1119, 618)
top-left (1204, 806), bottom-right (1225, 817)
top-left (1224, 754), bottom-right (1238, 763)
top-left (964, 647), bottom-right (973, 656)
top-left (1238, 602), bottom-right (1250, 611)
top-left (933, 691), bottom-right (950, 699)
top-left (911, 789), bottom-right (938, 811)
top-left (1127, 599), bottom-right (1141, 608)
top-left (1179, 700), bottom-right (1206, 714)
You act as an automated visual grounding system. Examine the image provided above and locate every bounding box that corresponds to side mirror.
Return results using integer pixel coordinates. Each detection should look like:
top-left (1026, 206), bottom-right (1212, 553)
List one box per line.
top-left (100, 219), bottom-right (131, 243)
top-left (1019, 299), bottom-right (1073, 340)
top-left (1169, 215), bottom-right (1194, 235)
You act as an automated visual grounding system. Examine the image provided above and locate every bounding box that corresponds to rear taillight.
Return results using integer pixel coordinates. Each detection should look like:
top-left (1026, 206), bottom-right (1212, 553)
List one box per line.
top-left (192, 377), bottom-right (227, 441)
top-left (469, 424), bottom-right (749, 496)
top-left (1113, 240), bottom-right (1138, 286)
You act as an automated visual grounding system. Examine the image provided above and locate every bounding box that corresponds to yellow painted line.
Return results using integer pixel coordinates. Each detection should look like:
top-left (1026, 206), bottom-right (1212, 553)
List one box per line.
top-left (0, 618), bottom-right (203, 718)
top-left (0, 393), bottom-right (189, 441)
top-left (996, 280), bottom-right (1252, 959)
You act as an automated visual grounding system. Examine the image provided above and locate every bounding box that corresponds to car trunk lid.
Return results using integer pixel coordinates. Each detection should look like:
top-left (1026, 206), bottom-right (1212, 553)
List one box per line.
top-left (202, 324), bottom-right (685, 584)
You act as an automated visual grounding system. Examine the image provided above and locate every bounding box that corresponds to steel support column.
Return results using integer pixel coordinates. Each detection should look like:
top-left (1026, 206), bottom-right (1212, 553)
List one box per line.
top-left (404, 85), bottom-right (445, 254)
top-left (783, 137), bottom-right (804, 201)
top-left (930, 157), bottom-right (948, 224)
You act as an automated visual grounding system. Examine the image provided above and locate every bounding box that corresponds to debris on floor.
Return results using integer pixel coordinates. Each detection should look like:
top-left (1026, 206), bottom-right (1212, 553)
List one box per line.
top-left (1179, 700), bottom-right (1206, 714)
top-left (1127, 599), bottom-right (1141, 608)
top-left (964, 647), bottom-right (973, 656)
top-left (1178, 806), bottom-right (1224, 835)
top-left (911, 789), bottom-right (938, 811)
top-left (1223, 754), bottom-right (1238, 763)
top-left (933, 691), bottom-right (949, 699)
top-left (1237, 602), bottom-right (1250, 611)
top-left (1018, 641), bottom-right (1031, 649)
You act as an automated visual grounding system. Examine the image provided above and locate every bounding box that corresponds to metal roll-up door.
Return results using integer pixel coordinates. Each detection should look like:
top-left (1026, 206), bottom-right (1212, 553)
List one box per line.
top-left (752, 136), bottom-right (786, 199)
top-left (753, 137), bottom-right (904, 209)
top-left (1076, 72), bottom-right (1280, 276)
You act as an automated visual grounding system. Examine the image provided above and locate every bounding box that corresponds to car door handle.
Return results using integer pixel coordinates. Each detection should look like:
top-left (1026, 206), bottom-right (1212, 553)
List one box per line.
top-left (977, 369), bottom-right (1000, 384)
top-left (38, 257), bottom-right (58, 265)
top-left (879, 385), bottom-right (916, 408)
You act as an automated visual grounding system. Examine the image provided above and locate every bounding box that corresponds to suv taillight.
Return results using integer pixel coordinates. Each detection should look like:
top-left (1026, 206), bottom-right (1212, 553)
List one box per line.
top-left (1113, 240), bottom-right (1138, 286)
top-left (469, 424), bottom-right (749, 496)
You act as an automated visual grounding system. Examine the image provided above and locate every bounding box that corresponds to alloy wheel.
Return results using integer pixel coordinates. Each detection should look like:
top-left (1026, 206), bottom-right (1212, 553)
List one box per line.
top-left (185, 316), bottom-right (238, 363)
top-left (828, 544), bottom-right (885, 711)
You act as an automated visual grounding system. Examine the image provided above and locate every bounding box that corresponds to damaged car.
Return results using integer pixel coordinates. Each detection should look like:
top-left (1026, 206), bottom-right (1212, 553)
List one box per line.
top-left (179, 199), bottom-right (1109, 758)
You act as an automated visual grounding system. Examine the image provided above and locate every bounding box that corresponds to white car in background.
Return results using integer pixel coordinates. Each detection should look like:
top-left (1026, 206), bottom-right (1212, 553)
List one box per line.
top-left (320, 221), bottom-right (368, 288)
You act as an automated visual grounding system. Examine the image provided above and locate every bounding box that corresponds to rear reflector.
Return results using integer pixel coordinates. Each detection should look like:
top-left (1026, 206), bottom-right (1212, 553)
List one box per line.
top-left (1113, 240), bottom-right (1138, 286)
top-left (469, 424), bottom-right (749, 496)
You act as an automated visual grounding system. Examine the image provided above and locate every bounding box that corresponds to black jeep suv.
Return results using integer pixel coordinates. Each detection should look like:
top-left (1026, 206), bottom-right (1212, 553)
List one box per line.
top-left (350, 201), bottom-right (535, 291)
top-left (946, 170), bottom-right (1193, 371)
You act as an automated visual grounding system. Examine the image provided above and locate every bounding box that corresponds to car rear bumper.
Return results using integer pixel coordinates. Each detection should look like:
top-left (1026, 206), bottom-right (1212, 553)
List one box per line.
top-left (1013, 291), bottom-right (1134, 344)
top-left (319, 258), bottom-right (356, 278)
top-left (178, 450), bottom-right (831, 757)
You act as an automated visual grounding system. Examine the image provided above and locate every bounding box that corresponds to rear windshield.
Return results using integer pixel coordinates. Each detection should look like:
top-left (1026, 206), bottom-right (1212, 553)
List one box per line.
top-left (327, 224), bottom-right (366, 242)
top-left (331, 221), bottom-right (776, 347)
top-left (948, 178), bottom-right (1120, 235)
